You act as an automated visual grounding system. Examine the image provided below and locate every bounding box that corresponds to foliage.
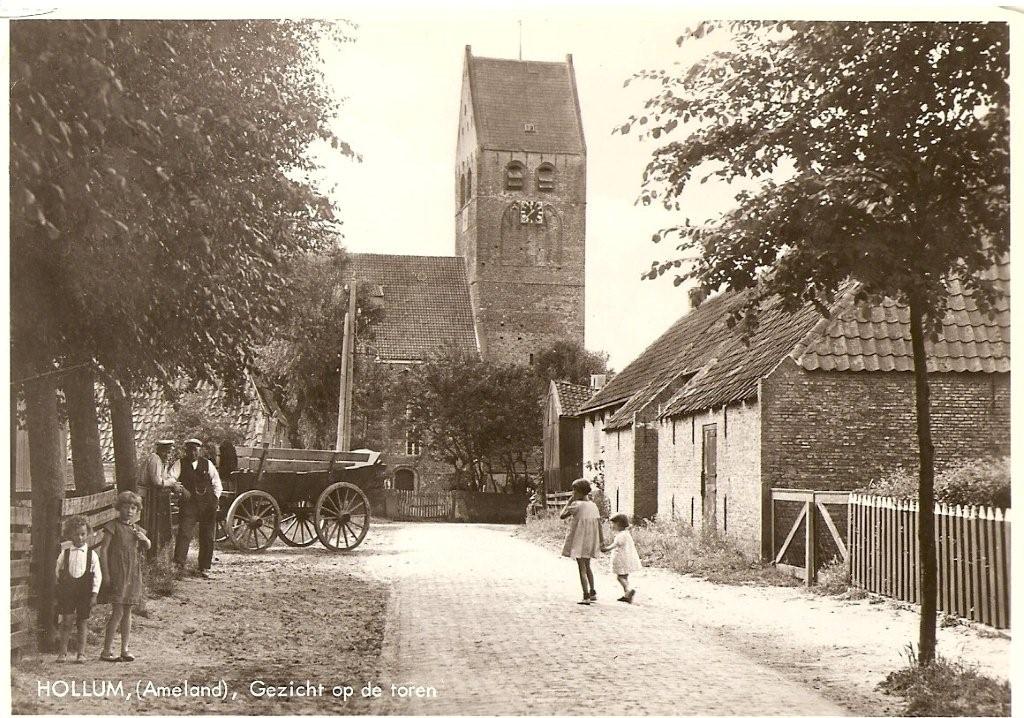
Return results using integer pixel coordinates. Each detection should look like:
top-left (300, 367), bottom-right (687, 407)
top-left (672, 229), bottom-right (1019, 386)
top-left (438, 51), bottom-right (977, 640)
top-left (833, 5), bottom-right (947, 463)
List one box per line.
top-left (10, 19), bottom-right (354, 393)
top-left (533, 340), bottom-right (610, 386)
top-left (862, 457), bottom-right (1010, 508)
top-left (253, 249), bottom-right (383, 448)
top-left (623, 21), bottom-right (1008, 332)
top-left (808, 557), bottom-right (851, 596)
top-left (398, 345), bottom-right (544, 492)
top-left (522, 514), bottom-right (798, 587)
top-left (880, 652), bottom-right (1010, 716)
top-left (623, 19), bottom-right (1008, 665)
top-left (152, 389), bottom-right (245, 461)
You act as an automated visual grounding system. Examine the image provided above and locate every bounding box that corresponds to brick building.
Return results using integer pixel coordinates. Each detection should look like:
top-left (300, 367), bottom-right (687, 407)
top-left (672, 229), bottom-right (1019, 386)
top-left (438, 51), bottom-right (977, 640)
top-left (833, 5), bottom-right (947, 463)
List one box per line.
top-left (343, 48), bottom-right (588, 489)
top-left (581, 264), bottom-right (1009, 559)
top-left (345, 253), bottom-right (478, 491)
top-left (454, 46), bottom-right (586, 365)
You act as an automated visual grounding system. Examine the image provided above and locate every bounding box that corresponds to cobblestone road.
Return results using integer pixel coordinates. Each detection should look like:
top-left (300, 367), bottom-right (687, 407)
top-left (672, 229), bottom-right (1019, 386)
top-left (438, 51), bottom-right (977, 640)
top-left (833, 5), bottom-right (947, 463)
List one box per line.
top-left (369, 523), bottom-right (850, 716)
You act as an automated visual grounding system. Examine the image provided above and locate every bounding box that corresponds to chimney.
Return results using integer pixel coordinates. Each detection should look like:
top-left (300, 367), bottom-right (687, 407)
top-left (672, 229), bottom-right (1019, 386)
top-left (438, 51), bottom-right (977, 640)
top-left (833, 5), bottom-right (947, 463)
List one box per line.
top-left (590, 374), bottom-right (607, 390)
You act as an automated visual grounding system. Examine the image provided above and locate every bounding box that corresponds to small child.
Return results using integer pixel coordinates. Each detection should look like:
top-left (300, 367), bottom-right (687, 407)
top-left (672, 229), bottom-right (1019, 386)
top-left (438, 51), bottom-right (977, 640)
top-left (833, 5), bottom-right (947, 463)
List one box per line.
top-left (54, 516), bottom-right (102, 663)
top-left (602, 512), bottom-right (642, 603)
top-left (560, 478), bottom-right (604, 605)
top-left (98, 491), bottom-right (151, 662)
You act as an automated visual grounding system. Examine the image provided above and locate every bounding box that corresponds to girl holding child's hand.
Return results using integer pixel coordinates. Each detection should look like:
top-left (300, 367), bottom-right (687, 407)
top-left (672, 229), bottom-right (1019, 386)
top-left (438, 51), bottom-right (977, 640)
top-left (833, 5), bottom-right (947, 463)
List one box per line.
top-left (560, 478), bottom-right (604, 604)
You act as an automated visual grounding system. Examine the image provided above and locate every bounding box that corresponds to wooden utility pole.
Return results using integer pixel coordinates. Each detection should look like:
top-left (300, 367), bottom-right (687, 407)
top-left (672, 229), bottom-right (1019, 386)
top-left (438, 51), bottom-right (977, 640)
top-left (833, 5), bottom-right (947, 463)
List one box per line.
top-left (336, 282), bottom-right (357, 451)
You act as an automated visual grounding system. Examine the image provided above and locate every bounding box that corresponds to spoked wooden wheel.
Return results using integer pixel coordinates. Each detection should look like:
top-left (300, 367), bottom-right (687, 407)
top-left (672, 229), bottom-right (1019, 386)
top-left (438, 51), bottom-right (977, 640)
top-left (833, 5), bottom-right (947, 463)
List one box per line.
top-left (314, 482), bottom-right (370, 551)
top-left (279, 500), bottom-right (318, 547)
top-left (226, 490), bottom-right (281, 551)
top-left (215, 517), bottom-right (229, 543)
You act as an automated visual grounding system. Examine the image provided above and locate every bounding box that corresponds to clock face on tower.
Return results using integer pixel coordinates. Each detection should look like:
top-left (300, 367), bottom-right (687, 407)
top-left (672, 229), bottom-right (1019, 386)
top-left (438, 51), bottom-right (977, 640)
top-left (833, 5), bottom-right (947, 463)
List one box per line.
top-left (519, 201), bottom-right (544, 225)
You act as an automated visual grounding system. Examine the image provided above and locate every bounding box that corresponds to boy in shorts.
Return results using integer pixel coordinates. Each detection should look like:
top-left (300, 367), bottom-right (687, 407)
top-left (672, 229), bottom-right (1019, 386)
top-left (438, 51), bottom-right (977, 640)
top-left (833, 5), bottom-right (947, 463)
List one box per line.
top-left (55, 515), bottom-right (102, 662)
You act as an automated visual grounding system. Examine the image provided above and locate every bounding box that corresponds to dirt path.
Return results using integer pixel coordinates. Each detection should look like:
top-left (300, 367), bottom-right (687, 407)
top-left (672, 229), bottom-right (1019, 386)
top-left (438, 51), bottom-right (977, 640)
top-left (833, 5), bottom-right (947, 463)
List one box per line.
top-left (11, 527), bottom-right (396, 715)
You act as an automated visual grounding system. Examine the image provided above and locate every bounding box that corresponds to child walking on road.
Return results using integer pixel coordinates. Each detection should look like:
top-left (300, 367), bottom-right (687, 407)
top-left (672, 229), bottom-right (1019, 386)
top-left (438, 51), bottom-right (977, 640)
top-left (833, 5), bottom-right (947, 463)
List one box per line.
top-left (560, 478), bottom-right (604, 605)
top-left (602, 512), bottom-right (642, 603)
top-left (99, 491), bottom-right (151, 662)
top-left (54, 516), bottom-right (102, 663)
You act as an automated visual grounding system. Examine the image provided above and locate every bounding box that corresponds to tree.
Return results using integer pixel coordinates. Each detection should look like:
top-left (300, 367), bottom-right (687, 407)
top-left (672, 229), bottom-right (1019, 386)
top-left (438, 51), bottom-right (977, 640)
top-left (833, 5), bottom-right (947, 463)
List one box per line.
top-left (154, 390), bottom-right (246, 457)
top-left (253, 249), bottom-right (383, 448)
top-left (622, 21), bottom-right (1008, 664)
top-left (10, 20), bottom-right (352, 647)
top-left (399, 347), bottom-right (544, 493)
top-left (533, 340), bottom-right (611, 386)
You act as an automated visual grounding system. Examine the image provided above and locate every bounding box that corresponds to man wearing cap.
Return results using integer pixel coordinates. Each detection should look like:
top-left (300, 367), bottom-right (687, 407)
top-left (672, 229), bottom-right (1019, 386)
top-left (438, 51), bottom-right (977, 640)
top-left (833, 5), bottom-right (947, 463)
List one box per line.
top-left (169, 439), bottom-right (222, 579)
top-left (139, 439), bottom-right (176, 558)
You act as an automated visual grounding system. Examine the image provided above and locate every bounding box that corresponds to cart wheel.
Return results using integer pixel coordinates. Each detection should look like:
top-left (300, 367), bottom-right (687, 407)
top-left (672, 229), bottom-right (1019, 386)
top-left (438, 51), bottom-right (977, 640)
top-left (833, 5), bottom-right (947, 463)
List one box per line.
top-left (215, 517), bottom-right (229, 543)
top-left (314, 482), bottom-right (370, 551)
top-left (226, 490), bottom-right (280, 551)
top-left (279, 500), bottom-right (318, 547)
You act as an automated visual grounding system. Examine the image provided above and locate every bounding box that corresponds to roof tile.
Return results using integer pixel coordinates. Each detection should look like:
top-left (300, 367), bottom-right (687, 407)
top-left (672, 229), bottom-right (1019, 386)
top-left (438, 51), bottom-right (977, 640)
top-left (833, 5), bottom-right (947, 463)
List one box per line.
top-left (345, 254), bottom-right (478, 362)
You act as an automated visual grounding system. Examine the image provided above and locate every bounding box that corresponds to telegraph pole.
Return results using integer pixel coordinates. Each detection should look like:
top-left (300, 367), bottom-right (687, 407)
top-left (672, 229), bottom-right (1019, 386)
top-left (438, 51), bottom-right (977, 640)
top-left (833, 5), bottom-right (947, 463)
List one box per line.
top-left (336, 282), bottom-right (357, 451)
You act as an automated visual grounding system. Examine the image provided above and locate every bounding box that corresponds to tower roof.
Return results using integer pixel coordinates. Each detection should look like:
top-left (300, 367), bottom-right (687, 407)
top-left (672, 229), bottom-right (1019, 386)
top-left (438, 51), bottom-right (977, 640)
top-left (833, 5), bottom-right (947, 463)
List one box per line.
top-left (466, 47), bottom-right (585, 154)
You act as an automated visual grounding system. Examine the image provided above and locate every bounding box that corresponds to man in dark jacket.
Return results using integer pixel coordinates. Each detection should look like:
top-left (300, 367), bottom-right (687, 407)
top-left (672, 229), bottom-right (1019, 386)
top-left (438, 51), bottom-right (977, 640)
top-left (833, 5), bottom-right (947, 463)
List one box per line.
top-left (169, 438), bottom-right (222, 579)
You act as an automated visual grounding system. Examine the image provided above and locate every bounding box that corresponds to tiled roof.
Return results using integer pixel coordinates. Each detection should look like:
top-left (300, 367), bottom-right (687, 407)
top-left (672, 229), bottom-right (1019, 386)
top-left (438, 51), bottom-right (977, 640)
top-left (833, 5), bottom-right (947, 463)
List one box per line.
top-left (578, 292), bottom-right (743, 418)
top-left (795, 261), bottom-right (1010, 373)
top-left (553, 381), bottom-right (597, 416)
top-left (660, 261), bottom-right (1010, 419)
top-left (345, 254), bottom-right (478, 362)
top-left (468, 53), bottom-right (585, 154)
top-left (96, 378), bottom-right (273, 463)
top-left (660, 294), bottom-right (833, 418)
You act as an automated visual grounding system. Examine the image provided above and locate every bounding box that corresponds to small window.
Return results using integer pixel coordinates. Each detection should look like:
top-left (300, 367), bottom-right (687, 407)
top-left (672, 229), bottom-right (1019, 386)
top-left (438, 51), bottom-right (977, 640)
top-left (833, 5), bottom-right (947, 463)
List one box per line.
top-left (506, 161), bottom-right (524, 191)
top-left (524, 122), bottom-right (536, 133)
top-left (459, 173), bottom-right (466, 206)
top-left (467, 168), bottom-right (472, 199)
top-left (537, 163), bottom-right (555, 192)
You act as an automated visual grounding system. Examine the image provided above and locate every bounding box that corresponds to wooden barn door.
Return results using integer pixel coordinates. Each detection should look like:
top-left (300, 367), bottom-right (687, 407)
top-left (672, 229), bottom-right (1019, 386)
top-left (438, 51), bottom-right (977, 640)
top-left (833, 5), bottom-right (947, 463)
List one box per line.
top-left (702, 425), bottom-right (718, 530)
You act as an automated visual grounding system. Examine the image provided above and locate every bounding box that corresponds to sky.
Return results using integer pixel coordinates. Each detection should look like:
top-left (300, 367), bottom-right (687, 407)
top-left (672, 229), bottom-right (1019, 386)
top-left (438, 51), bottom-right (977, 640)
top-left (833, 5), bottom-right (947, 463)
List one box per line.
top-left (306, 6), bottom-right (740, 371)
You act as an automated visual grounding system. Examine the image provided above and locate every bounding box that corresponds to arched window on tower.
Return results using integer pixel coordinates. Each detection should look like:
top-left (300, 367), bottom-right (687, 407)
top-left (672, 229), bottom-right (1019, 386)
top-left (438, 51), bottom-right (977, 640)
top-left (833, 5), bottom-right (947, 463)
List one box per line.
top-left (459, 172), bottom-right (466, 206)
top-left (506, 161), bottom-right (524, 191)
top-left (537, 163), bottom-right (555, 192)
top-left (467, 168), bottom-right (473, 199)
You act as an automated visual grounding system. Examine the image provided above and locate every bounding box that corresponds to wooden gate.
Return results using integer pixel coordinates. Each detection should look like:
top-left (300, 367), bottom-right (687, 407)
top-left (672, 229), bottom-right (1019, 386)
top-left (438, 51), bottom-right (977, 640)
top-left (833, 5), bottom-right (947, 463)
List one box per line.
top-left (771, 489), bottom-right (850, 584)
top-left (382, 489), bottom-right (454, 520)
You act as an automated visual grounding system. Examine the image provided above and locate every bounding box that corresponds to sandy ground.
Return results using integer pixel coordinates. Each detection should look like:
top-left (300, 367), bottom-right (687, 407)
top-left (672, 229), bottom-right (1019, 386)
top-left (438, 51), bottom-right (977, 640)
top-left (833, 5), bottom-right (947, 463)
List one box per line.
top-left (10, 529), bottom-right (392, 715)
top-left (517, 524), bottom-right (1012, 716)
top-left (10, 521), bottom-right (1010, 716)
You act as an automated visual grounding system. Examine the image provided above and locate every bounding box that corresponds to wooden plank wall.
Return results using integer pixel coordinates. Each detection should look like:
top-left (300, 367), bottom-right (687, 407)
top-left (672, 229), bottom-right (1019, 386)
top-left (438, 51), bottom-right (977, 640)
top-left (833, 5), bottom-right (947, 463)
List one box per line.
top-left (10, 489), bottom-right (118, 658)
top-left (545, 491), bottom-right (573, 513)
top-left (11, 500), bottom-right (34, 657)
top-left (382, 489), bottom-right (453, 520)
top-left (849, 494), bottom-right (1011, 629)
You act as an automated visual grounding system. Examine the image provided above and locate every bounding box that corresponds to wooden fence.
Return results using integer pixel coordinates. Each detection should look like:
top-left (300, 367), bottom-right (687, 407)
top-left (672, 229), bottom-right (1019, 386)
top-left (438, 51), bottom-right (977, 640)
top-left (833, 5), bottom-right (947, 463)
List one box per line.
top-left (770, 489), bottom-right (850, 585)
top-left (381, 489), bottom-right (454, 520)
top-left (10, 488), bottom-right (118, 657)
top-left (373, 489), bottom-right (528, 524)
top-left (545, 491), bottom-right (572, 512)
top-left (849, 494), bottom-right (1011, 629)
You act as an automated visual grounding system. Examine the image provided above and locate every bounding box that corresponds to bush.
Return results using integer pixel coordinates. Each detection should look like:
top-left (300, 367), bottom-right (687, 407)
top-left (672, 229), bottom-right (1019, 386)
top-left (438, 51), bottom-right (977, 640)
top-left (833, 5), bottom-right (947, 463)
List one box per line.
top-left (809, 556), bottom-right (850, 595)
top-left (142, 549), bottom-right (180, 598)
top-left (863, 457), bottom-right (1010, 508)
top-left (880, 651), bottom-right (1010, 716)
top-left (520, 514), bottom-right (798, 587)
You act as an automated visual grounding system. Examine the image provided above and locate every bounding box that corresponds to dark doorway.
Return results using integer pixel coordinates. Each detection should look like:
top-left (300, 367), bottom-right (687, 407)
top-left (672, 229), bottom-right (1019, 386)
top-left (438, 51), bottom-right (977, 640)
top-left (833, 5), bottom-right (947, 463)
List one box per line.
top-left (394, 468), bottom-right (415, 491)
top-left (701, 425), bottom-right (717, 530)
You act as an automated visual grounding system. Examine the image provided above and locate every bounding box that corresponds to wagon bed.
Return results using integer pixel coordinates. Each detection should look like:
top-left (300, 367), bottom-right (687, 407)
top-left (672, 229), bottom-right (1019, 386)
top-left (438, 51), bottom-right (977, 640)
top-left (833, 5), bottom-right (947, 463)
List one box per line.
top-left (219, 446), bottom-right (382, 552)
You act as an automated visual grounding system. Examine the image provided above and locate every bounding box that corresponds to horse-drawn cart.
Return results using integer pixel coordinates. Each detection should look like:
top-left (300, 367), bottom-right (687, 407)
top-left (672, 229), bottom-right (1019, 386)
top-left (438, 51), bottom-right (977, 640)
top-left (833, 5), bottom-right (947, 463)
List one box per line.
top-left (217, 447), bottom-right (383, 552)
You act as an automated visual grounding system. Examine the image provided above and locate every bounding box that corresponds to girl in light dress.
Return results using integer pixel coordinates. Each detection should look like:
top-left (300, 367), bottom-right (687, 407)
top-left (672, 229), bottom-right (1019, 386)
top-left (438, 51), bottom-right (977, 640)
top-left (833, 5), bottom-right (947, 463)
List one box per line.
top-left (560, 478), bottom-right (605, 604)
top-left (98, 491), bottom-right (151, 662)
top-left (602, 512), bottom-right (642, 603)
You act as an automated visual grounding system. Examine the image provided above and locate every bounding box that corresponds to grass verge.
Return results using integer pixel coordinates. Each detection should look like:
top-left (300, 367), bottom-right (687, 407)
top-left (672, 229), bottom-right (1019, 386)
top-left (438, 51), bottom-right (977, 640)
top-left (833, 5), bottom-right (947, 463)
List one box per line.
top-left (880, 653), bottom-right (1010, 716)
top-left (519, 513), bottom-right (799, 586)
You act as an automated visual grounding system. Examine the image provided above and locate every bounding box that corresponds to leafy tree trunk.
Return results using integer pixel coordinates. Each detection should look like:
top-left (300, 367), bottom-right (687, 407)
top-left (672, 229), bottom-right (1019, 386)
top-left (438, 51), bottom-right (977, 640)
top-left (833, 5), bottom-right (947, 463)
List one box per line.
top-left (65, 367), bottom-right (106, 495)
top-left (23, 364), bottom-right (66, 650)
top-left (105, 376), bottom-right (138, 492)
top-left (909, 297), bottom-right (938, 664)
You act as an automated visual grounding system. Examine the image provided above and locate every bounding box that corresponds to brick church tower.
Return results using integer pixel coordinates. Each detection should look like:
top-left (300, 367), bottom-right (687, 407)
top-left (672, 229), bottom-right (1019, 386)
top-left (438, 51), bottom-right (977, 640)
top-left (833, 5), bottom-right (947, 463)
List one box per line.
top-left (454, 46), bottom-right (586, 364)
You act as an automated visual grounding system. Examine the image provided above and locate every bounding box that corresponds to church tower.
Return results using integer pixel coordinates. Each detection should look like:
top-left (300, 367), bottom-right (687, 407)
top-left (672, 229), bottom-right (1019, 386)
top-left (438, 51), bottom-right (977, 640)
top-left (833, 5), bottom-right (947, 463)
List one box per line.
top-left (455, 46), bottom-right (586, 364)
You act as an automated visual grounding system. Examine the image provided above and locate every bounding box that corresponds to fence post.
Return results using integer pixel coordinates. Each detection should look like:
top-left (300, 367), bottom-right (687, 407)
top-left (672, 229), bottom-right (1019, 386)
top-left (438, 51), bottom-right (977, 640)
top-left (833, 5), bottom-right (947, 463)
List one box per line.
top-left (804, 495), bottom-right (816, 586)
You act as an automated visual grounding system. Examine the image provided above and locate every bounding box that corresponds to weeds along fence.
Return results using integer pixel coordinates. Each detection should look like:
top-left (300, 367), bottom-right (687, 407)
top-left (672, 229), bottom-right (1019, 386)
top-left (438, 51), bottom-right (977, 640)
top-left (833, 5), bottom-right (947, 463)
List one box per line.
top-left (848, 493), bottom-right (1010, 629)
